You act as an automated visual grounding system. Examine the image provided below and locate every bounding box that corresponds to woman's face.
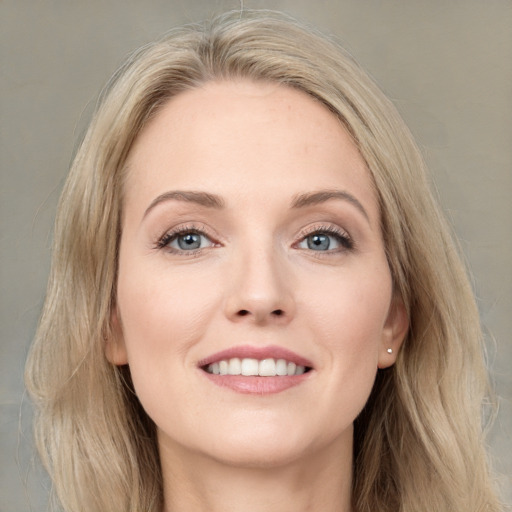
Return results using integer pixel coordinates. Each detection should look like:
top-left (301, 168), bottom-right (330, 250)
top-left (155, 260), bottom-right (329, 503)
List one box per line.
top-left (109, 80), bottom-right (407, 468)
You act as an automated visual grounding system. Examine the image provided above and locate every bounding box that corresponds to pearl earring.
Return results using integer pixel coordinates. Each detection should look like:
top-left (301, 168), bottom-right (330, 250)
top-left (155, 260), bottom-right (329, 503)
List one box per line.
top-left (387, 348), bottom-right (393, 354)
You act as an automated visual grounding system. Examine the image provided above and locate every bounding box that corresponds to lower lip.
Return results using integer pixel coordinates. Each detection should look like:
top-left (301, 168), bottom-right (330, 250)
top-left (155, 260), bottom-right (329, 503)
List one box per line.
top-left (201, 371), bottom-right (311, 394)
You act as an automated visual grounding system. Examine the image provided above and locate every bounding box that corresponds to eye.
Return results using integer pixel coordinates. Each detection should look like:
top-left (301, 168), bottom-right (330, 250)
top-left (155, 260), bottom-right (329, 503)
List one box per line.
top-left (297, 228), bottom-right (353, 252)
top-left (172, 232), bottom-right (211, 250)
top-left (157, 227), bottom-right (216, 253)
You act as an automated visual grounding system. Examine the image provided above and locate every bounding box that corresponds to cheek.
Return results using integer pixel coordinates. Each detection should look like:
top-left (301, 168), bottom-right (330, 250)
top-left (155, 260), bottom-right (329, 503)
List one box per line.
top-left (306, 263), bottom-right (392, 343)
top-left (303, 264), bottom-right (392, 391)
top-left (116, 259), bottom-right (221, 371)
top-left (115, 263), bottom-right (223, 431)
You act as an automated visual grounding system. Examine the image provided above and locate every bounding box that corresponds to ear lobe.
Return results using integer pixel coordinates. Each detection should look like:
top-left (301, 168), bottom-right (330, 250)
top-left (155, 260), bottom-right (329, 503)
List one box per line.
top-left (378, 295), bottom-right (409, 369)
top-left (104, 306), bottom-right (129, 366)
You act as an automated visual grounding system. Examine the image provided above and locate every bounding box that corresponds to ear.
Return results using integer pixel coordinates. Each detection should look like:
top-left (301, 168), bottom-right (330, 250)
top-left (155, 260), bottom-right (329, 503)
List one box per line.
top-left (378, 294), bottom-right (409, 369)
top-left (104, 305), bottom-right (129, 366)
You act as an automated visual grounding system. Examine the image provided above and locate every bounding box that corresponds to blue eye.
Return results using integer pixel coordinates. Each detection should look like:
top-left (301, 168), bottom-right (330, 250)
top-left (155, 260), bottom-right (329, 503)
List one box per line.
top-left (297, 230), bottom-right (352, 252)
top-left (158, 229), bottom-right (214, 252)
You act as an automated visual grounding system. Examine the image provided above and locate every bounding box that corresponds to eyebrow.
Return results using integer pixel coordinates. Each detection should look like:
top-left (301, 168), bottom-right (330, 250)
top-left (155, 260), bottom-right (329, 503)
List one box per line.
top-left (143, 190), bottom-right (225, 218)
top-left (291, 189), bottom-right (369, 221)
top-left (143, 188), bottom-right (369, 222)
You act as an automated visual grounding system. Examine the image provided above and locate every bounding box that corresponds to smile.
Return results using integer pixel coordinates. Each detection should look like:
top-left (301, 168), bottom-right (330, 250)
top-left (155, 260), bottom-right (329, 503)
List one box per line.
top-left (198, 345), bottom-right (314, 394)
top-left (205, 357), bottom-right (308, 376)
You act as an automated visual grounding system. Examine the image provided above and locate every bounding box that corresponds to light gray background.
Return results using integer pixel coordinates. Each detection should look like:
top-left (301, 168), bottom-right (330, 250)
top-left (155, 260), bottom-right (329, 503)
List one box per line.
top-left (1, 1), bottom-right (511, 510)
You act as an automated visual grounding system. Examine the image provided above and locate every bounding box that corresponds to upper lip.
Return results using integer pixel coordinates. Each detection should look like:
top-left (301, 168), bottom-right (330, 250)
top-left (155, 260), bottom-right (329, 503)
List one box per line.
top-left (197, 345), bottom-right (314, 369)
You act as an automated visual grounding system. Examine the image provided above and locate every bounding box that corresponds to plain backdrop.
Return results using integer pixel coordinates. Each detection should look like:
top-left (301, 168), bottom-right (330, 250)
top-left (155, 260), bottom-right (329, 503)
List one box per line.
top-left (1, 1), bottom-right (511, 510)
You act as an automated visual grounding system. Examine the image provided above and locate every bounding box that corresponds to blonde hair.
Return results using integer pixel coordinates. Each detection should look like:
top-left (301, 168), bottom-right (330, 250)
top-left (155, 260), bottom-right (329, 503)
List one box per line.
top-left (25, 10), bottom-right (502, 512)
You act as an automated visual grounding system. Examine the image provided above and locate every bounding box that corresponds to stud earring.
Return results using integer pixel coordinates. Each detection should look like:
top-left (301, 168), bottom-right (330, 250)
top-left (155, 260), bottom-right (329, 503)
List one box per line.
top-left (387, 348), bottom-right (393, 354)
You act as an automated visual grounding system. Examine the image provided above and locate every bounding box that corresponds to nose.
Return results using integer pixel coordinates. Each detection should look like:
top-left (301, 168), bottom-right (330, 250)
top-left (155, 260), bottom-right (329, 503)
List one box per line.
top-left (224, 245), bottom-right (295, 326)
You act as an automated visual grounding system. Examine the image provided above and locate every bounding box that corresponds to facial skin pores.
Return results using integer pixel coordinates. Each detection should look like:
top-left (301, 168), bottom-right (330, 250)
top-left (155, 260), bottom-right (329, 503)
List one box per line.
top-left (107, 80), bottom-right (408, 512)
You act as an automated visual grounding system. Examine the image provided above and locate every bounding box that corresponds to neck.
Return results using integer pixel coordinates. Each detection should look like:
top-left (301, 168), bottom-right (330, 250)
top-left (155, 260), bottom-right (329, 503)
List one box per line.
top-left (159, 429), bottom-right (353, 512)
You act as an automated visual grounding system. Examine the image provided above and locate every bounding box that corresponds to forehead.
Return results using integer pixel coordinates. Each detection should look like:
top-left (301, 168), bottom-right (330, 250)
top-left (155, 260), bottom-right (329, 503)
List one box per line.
top-left (123, 80), bottom-right (378, 221)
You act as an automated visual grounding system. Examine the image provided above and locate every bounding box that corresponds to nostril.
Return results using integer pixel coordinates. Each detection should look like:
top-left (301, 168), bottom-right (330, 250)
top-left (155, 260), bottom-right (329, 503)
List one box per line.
top-left (234, 309), bottom-right (286, 319)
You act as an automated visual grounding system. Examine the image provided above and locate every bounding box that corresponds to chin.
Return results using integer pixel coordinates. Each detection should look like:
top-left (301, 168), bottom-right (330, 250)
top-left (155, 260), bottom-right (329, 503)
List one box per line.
top-left (208, 438), bottom-right (311, 470)
top-left (194, 420), bottom-right (343, 470)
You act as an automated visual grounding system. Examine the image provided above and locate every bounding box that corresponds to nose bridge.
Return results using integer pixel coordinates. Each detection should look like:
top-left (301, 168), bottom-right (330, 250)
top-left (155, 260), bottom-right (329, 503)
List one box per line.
top-left (225, 231), bottom-right (294, 324)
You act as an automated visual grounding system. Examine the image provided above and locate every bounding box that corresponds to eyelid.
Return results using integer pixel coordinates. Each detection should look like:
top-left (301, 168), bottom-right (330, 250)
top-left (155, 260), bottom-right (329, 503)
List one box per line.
top-left (293, 223), bottom-right (354, 252)
top-left (154, 223), bottom-right (220, 254)
top-left (153, 221), bottom-right (354, 255)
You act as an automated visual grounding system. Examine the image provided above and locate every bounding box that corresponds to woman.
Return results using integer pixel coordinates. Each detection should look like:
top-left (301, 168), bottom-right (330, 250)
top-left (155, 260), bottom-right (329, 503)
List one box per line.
top-left (25, 10), bottom-right (502, 512)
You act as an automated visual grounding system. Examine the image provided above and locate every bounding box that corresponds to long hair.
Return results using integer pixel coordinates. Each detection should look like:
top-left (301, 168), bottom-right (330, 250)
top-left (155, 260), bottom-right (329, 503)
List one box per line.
top-left (25, 10), bottom-right (501, 511)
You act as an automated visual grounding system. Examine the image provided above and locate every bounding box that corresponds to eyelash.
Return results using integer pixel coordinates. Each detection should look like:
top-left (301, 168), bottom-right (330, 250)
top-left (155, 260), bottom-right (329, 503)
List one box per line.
top-left (295, 225), bottom-right (354, 253)
top-left (155, 224), bottom-right (354, 255)
top-left (155, 224), bottom-right (216, 255)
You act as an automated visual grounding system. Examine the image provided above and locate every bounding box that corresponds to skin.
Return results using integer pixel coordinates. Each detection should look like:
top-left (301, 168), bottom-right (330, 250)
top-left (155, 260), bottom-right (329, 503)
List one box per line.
top-left (107, 80), bottom-right (408, 512)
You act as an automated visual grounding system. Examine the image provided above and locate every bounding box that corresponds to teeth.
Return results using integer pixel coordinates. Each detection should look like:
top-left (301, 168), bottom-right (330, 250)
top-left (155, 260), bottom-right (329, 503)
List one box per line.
top-left (228, 358), bottom-right (241, 375)
top-left (241, 358), bottom-right (259, 376)
top-left (206, 357), bottom-right (308, 376)
top-left (287, 362), bottom-right (296, 375)
top-left (275, 359), bottom-right (287, 375)
top-left (259, 358), bottom-right (276, 376)
top-left (219, 360), bottom-right (228, 375)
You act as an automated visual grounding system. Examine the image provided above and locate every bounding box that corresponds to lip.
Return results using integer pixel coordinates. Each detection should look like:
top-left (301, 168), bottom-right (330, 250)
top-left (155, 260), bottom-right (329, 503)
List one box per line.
top-left (197, 345), bottom-right (314, 395)
top-left (202, 373), bottom-right (311, 394)
top-left (197, 344), bottom-right (313, 368)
